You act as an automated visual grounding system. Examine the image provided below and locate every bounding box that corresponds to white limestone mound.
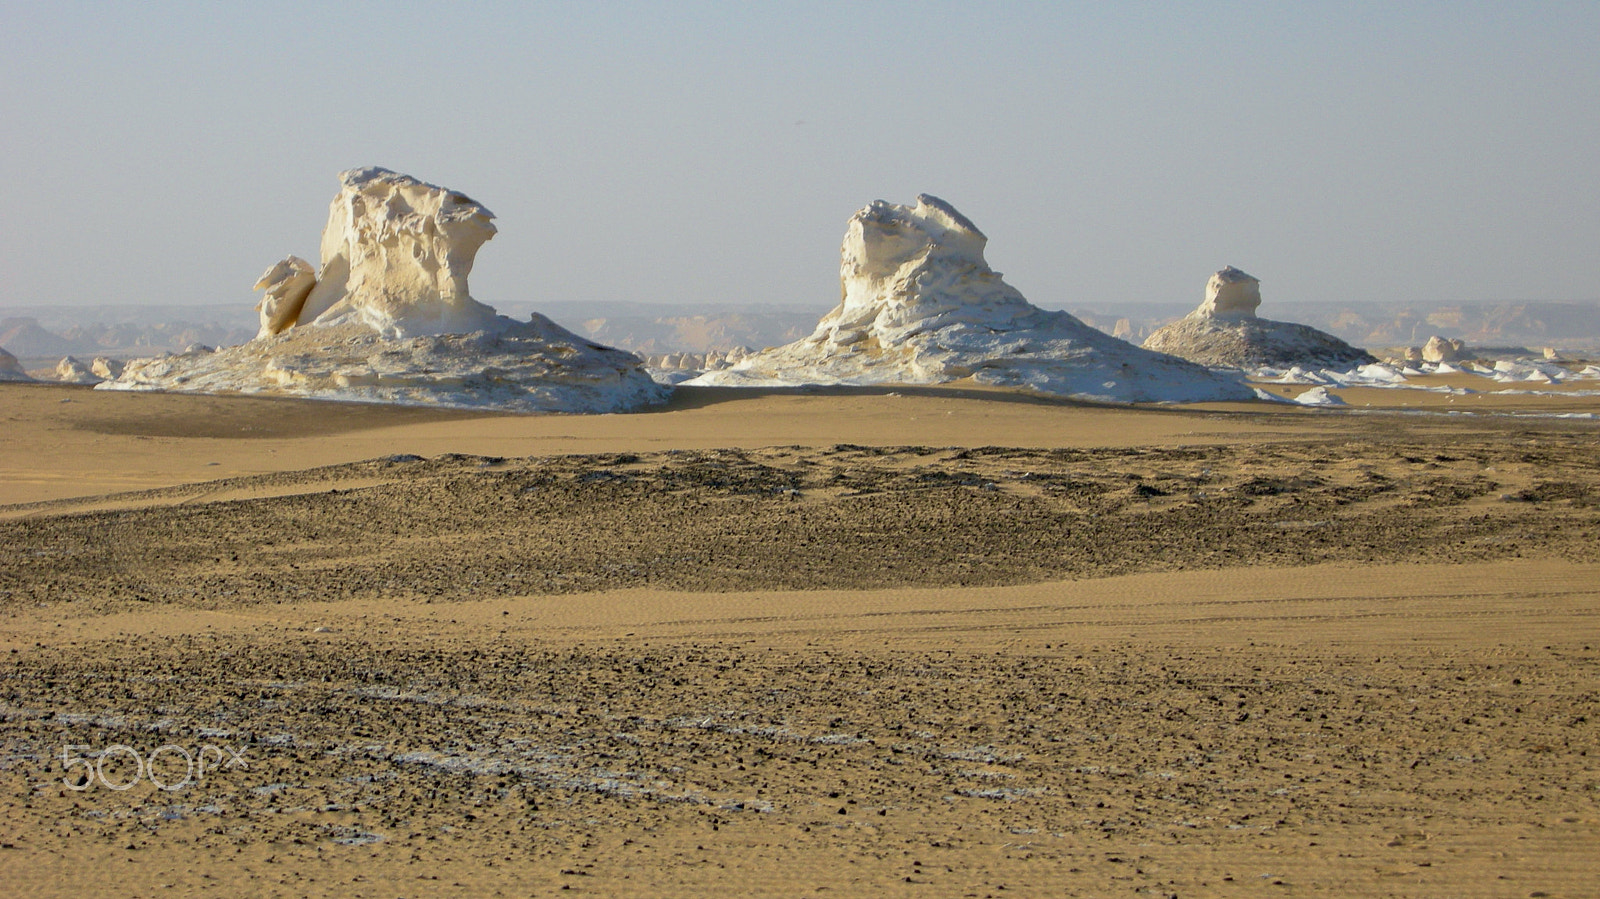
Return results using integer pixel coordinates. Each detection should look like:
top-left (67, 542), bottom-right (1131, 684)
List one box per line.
top-left (689, 195), bottom-right (1251, 403)
top-left (1422, 335), bottom-right (1466, 363)
top-left (102, 167), bottom-right (667, 414)
top-left (1143, 267), bottom-right (1375, 369)
top-left (90, 357), bottom-right (125, 380)
top-left (1490, 359), bottom-right (1568, 384)
top-left (110, 317), bottom-right (668, 413)
top-left (1292, 386), bottom-right (1345, 407)
top-left (0, 347), bottom-right (32, 382)
top-left (55, 356), bottom-right (102, 384)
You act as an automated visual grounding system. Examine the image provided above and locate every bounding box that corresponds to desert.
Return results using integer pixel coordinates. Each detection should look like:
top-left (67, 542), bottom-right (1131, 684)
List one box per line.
top-left (6, 7), bottom-right (1600, 895)
top-left (3, 374), bottom-right (1599, 898)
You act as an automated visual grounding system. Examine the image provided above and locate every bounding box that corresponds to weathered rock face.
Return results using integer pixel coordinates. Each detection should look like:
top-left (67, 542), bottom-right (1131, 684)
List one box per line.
top-left (253, 256), bottom-right (317, 339)
top-left (110, 318), bottom-right (669, 413)
top-left (1422, 335), bottom-right (1466, 363)
top-left (1142, 267), bottom-right (1375, 369)
top-left (90, 357), bottom-right (124, 380)
top-left (55, 356), bottom-right (101, 384)
top-left (295, 168), bottom-right (499, 338)
top-left (1197, 266), bottom-right (1263, 318)
top-left (0, 346), bottom-right (32, 382)
top-left (101, 168), bottom-right (668, 413)
top-left (690, 195), bottom-right (1251, 403)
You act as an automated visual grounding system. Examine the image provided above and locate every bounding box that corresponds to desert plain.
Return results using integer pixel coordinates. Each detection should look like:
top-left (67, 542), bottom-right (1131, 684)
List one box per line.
top-left (1, 379), bottom-right (1598, 897)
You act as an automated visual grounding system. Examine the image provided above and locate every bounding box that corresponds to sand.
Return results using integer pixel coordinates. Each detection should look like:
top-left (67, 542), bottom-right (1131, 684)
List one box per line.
top-left (2, 379), bottom-right (1598, 897)
top-left (10, 377), bottom-right (1576, 507)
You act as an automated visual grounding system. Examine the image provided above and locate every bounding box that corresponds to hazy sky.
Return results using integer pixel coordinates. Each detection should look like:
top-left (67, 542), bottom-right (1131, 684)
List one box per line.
top-left (2, 1), bottom-right (1596, 315)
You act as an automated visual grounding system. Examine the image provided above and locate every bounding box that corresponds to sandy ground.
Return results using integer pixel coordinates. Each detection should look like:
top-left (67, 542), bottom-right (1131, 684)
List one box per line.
top-left (11, 376), bottom-right (1594, 507)
top-left (2, 379), bottom-right (1598, 897)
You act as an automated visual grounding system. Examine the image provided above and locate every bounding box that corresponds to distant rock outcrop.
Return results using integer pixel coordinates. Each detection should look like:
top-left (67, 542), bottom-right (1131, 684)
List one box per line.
top-left (0, 346), bottom-right (32, 382)
top-left (0, 317), bottom-right (74, 358)
top-left (640, 346), bottom-right (756, 384)
top-left (1142, 267), bottom-right (1375, 369)
top-left (90, 357), bottom-right (124, 380)
top-left (1421, 335), bottom-right (1466, 363)
top-left (566, 307), bottom-right (815, 357)
top-left (102, 168), bottom-right (667, 413)
top-left (55, 356), bottom-right (101, 384)
top-left (690, 195), bottom-right (1251, 403)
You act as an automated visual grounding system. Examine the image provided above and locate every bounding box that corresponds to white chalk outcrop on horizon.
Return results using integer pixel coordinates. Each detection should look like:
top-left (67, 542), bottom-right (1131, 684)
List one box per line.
top-left (55, 356), bottom-right (101, 384)
top-left (1422, 335), bottom-right (1466, 363)
top-left (90, 357), bottom-right (124, 380)
top-left (644, 346), bottom-right (755, 384)
top-left (689, 195), bottom-right (1251, 403)
top-left (0, 347), bottom-right (31, 381)
top-left (1142, 267), bottom-right (1375, 370)
top-left (102, 168), bottom-right (667, 413)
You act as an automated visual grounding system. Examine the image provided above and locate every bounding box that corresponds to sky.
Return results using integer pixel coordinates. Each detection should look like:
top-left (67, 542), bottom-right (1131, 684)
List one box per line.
top-left (2, 1), bottom-right (1597, 315)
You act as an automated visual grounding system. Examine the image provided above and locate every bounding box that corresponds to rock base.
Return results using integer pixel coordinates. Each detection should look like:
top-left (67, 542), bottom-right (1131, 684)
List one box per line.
top-left (100, 315), bottom-right (669, 414)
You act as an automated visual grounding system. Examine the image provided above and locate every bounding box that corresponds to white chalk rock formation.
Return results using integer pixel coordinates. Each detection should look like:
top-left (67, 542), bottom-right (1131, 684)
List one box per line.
top-left (253, 255), bottom-right (317, 338)
top-left (55, 356), bottom-right (101, 384)
top-left (294, 168), bottom-right (500, 338)
top-left (102, 168), bottom-right (667, 413)
top-left (690, 195), bottom-right (1251, 403)
top-left (1422, 335), bottom-right (1466, 363)
top-left (1142, 267), bottom-right (1374, 369)
top-left (90, 357), bottom-right (124, 380)
top-left (1292, 386), bottom-right (1345, 407)
top-left (1197, 266), bottom-right (1263, 318)
top-left (0, 347), bottom-right (32, 381)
